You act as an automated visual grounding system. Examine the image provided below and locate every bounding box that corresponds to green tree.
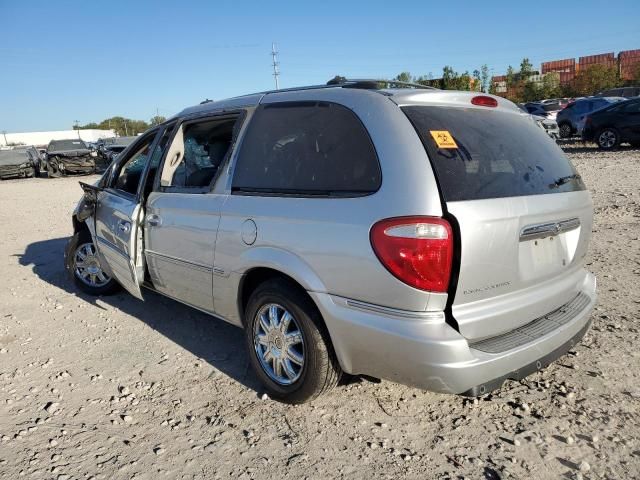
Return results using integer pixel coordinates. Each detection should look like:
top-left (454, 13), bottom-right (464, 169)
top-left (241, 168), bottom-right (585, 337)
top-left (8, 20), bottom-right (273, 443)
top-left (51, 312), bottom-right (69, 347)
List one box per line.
top-left (457, 71), bottom-right (472, 91)
top-left (415, 74), bottom-right (440, 88)
top-left (541, 72), bottom-right (561, 99)
top-left (480, 64), bottom-right (490, 93)
top-left (150, 115), bottom-right (167, 126)
top-left (522, 80), bottom-right (540, 102)
top-left (394, 72), bottom-right (413, 83)
top-left (519, 58), bottom-right (534, 80)
top-left (442, 66), bottom-right (461, 90)
top-left (570, 64), bottom-right (620, 96)
top-left (506, 65), bottom-right (515, 87)
top-left (472, 69), bottom-right (482, 91)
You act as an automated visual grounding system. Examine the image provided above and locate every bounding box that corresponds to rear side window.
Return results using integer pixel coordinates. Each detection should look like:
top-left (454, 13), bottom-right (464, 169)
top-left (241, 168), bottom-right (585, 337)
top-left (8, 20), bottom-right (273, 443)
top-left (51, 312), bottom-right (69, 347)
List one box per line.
top-left (402, 106), bottom-right (585, 201)
top-left (232, 102), bottom-right (380, 196)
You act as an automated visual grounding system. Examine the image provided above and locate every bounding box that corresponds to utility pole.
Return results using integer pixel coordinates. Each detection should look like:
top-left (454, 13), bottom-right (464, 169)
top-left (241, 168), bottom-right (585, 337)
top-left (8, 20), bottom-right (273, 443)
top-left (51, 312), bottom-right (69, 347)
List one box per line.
top-left (271, 42), bottom-right (280, 90)
top-left (1, 130), bottom-right (7, 146)
top-left (124, 120), bottom-right (128, 137)
top-left (74, 120), bottom-right (81, 139)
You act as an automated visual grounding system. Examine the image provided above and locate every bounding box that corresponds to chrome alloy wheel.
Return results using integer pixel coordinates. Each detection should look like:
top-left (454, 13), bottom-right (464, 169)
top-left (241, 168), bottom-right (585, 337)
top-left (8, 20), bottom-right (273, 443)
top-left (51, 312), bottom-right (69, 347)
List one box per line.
top-left (73, 242), bottom-right (111, 287)
top-left (253, 303), bottom-right (305, 385)
top-left (598, 130), bottom-right (617, 148)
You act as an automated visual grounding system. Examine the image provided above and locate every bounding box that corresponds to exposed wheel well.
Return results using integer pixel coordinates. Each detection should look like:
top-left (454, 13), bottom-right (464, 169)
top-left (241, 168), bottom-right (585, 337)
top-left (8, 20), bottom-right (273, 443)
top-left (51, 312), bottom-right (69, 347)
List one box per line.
top-left (238, 267), bottom-right (312, 326)
top-left (72, 215), bottom-right (91, 236)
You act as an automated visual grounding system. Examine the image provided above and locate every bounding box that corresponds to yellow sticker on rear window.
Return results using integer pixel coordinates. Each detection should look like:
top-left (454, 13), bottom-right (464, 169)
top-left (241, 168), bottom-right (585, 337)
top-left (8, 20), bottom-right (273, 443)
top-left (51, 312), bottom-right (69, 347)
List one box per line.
top-left (430, 130), bottom-right (458, 149)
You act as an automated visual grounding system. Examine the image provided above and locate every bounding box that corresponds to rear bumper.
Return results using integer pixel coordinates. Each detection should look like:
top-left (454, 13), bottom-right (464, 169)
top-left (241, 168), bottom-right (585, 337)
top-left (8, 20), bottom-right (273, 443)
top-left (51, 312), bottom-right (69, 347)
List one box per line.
top-left (311, 271), bottom-right (596, 395)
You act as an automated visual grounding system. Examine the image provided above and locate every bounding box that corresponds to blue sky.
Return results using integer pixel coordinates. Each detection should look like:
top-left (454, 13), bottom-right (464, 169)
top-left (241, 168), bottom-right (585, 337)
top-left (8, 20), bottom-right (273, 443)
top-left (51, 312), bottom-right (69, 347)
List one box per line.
top-left (1, 0), bottom-right (639, 132)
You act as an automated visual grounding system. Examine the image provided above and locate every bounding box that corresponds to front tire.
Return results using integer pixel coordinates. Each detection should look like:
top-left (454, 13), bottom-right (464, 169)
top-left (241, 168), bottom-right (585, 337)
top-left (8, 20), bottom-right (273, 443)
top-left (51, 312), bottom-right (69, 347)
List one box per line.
top-left (559, 123), bottom-right (572, 139)
top-left (244, 278), bottom-right (342, 403)
top-left (67, 230), bottom-right (120, 295)
top-left (596, 128), bottom-right (620, 150)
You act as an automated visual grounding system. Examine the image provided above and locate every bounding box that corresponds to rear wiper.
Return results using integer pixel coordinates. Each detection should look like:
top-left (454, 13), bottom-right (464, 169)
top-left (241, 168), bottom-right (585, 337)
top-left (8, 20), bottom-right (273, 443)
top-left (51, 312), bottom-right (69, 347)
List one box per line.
top-left (550, 174), bottom-right (581, 188)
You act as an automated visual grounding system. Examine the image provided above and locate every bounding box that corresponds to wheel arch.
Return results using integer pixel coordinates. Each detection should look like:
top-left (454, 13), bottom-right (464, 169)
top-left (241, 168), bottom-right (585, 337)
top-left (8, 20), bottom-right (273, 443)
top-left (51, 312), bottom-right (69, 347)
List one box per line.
top-left (72, 211), bottom-right (97, 236)
top-left (237, 265), bottom-right (323, 328)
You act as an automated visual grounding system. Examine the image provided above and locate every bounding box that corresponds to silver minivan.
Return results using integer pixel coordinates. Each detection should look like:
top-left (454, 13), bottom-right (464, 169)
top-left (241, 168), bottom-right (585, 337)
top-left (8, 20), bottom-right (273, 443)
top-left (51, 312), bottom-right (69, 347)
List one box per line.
top-left (65, 80), bottom-right (596, 403)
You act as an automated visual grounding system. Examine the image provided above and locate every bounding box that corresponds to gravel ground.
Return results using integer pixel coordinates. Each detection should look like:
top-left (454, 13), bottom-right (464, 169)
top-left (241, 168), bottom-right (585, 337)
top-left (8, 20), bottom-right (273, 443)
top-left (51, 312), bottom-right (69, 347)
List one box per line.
top-left (1, 143), bottom-right (639, 480)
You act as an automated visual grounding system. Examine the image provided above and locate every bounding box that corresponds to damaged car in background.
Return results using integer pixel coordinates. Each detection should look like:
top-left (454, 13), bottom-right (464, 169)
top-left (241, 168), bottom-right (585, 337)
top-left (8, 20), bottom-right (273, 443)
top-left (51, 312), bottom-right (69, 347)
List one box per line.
top-left (99, 136), bottom-right (137, 167)
top-left (0, 148), bottom-right (36, 180)
top-left (43, 139), bottom-right (98, 177)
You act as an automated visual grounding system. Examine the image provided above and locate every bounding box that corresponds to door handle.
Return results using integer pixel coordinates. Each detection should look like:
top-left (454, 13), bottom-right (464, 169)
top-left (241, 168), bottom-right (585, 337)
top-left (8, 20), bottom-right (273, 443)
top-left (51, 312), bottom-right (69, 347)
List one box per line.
top-left (146, 214), bottom-right (162, 227)
top-left (118, 220), bottom-right (131, 233)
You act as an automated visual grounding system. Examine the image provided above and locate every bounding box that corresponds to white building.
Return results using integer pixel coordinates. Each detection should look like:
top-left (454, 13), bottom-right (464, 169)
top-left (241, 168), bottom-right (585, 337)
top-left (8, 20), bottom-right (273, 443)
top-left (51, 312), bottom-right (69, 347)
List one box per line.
top-left (0, 129), bottom-right (116, 147)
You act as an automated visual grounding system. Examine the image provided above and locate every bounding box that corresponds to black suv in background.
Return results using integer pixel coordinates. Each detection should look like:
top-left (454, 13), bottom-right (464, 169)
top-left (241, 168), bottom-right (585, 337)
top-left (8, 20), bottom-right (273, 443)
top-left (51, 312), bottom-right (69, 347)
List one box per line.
top-left (582, 98), bottom-right (640, 149)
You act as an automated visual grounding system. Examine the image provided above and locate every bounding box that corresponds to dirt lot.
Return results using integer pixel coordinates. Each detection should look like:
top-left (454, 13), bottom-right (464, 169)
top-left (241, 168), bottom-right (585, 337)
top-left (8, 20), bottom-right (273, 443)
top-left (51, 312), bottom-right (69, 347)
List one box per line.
top-left (1, 143), bottom-right (639, 480)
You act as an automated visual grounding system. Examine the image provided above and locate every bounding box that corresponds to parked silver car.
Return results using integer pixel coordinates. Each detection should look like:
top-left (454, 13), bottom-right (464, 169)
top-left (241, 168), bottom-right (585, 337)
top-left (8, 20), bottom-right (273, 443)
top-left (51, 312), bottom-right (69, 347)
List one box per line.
top-left (65, 80), bottom-right (596, 403)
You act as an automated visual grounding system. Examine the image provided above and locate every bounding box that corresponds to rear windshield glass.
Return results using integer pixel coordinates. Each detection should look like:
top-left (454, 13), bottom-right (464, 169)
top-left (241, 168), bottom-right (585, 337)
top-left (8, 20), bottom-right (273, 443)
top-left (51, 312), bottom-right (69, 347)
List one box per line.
top-left (402, 106), bottom-right (585, 201)
top-left (49, 140), bottom-right (87, 151)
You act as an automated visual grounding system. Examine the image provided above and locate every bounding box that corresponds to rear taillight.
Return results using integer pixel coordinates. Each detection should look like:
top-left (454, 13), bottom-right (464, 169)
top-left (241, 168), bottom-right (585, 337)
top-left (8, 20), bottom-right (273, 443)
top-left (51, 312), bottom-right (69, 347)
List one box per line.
top-left (370, 217), bottom-right (453, 293)
top-left (471, 95), bottom-right (498, 107)
top-left (585, 116), bottom-right (592, 125)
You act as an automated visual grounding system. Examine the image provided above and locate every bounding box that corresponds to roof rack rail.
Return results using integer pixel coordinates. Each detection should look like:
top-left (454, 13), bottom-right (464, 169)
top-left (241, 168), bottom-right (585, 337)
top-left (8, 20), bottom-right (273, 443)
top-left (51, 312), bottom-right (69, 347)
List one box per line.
top-left (326, 77), bottom-right (438, 90)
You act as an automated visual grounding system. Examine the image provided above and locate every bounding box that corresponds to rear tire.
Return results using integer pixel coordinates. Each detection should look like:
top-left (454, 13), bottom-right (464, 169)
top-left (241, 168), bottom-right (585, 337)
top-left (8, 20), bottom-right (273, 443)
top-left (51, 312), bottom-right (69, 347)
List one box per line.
top-left (596, 128), bottom-right (620, 150)
top-left (244, 278), bottom-right (342, 404)
top-left (559, 123), bottom-right (572, 138)
top-left (67, 230), bottom-right (120, 295)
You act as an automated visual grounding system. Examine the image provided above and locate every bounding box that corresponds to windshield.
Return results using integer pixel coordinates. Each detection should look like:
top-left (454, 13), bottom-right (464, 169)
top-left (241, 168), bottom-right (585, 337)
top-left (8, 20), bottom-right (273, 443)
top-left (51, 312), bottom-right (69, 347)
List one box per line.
top-left (402, 106), bottom-right (585, 201)
top-left (49, 140), bottom-right (87, 151)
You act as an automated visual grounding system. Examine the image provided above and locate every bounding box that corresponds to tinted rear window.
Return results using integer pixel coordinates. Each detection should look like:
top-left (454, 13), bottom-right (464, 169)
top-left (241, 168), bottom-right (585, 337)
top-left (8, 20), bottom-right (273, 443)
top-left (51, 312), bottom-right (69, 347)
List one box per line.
top-left (402, 106), bottom-right (585, 201)
top-left (232, 102), bottom-right (381, 196)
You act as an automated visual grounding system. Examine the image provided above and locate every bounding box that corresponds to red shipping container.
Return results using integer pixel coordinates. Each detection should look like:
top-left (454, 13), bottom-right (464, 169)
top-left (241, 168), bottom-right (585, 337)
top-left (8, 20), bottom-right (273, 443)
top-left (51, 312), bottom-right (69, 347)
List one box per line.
top-left (542, 58), bottom-right (575, 74)
top-left (579, 53), bottom-right (615, 68)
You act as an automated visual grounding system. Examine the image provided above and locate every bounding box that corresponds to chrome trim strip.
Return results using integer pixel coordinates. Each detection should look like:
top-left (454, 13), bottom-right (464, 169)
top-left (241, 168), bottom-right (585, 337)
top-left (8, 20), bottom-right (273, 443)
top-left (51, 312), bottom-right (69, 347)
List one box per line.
top-left (96, 236), bottom-right (129, 261)
top-left (145, 249), bottom-right (213, 273)
top-left (336, 296), bottom-right (445, 321)
top-left (519, 217), bottom-right (580, 242)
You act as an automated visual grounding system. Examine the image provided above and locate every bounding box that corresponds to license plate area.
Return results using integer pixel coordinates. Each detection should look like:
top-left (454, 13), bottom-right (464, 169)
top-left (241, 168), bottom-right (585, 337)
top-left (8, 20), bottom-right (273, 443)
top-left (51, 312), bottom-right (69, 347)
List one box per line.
top-left (518, 235), bottom-right (566, 281)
